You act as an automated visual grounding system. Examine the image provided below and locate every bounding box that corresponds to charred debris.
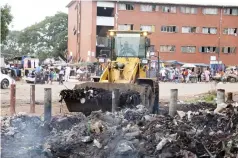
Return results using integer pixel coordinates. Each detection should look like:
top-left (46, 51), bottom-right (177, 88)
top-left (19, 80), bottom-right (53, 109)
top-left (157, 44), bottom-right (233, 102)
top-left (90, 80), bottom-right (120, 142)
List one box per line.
top-left (1, 98), bottom-right (238, 158)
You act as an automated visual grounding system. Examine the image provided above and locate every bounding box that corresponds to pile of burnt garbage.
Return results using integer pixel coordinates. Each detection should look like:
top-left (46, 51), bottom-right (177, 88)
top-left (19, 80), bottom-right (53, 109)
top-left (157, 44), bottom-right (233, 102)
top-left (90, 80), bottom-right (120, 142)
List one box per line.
top-left (1, 102), bottom-right (238, 158)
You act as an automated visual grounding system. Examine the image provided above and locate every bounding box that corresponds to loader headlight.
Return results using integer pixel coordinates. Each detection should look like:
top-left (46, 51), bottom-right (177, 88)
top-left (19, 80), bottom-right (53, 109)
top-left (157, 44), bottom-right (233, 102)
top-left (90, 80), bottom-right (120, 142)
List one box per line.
top-left (143, 31), bottom-right (148, 37)
top-left (109, 31), bottom-right (115, 37)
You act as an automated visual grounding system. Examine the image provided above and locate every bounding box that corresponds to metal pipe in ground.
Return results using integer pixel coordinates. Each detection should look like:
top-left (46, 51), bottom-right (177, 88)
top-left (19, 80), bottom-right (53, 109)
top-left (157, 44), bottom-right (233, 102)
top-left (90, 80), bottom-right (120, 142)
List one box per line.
top-left (217, 89), bottom-right (225, 104)
top-left (169, 89), bottom-right (178, 117)
top-left (44, 88), bottom-right (52, 122)
top-left (112, 89), bottom-right (120, 113)
top-left (30, 85), bottom-right (35, 113)
top-left (10, 84), bottom-right (16, 116)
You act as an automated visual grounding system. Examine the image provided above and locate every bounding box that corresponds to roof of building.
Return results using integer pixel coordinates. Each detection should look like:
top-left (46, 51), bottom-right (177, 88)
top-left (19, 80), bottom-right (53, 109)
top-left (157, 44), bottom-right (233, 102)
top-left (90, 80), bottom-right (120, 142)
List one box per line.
top-left (118, 0), bottom-right (238, 7)
top-left (66, 0), bottom-right (78, 8)
top-left (66, 0), bottom-right (238, 8)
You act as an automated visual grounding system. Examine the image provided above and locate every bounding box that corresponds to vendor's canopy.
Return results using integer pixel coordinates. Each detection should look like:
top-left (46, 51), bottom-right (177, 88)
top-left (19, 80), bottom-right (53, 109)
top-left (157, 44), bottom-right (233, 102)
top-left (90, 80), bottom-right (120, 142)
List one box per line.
top-left (53, 62), bottom-right (94, 67)
top-left (226, 66), bottom-right (236, 70)
top-left (164, 60), bottom-right (183, 65)
top-left (194, 63), bottom-right (209, 67)
top-left (182, 63), bottom-right (196, 68)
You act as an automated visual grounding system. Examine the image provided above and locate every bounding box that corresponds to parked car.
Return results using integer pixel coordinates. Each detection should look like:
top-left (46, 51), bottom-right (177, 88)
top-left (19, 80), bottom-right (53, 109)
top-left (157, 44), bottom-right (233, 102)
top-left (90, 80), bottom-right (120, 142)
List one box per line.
top-left (25, 70), bottom-right (45, 84)
top-left (226, 74), bottom-right (238, 83)
top-left (0, 72), bottom-right (15, 89)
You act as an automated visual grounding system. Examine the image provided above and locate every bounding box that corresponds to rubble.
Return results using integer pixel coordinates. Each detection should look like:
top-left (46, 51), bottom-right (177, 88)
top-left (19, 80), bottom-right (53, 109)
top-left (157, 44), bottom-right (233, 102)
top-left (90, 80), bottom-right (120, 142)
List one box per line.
top-left (1, 102), bottom-right (238, 158)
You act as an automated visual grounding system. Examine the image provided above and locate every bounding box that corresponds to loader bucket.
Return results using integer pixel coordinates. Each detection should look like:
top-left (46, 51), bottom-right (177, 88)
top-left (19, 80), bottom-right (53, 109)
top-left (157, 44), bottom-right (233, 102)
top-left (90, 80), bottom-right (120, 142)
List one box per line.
top-left (63, 82), bottom-right (153, 115)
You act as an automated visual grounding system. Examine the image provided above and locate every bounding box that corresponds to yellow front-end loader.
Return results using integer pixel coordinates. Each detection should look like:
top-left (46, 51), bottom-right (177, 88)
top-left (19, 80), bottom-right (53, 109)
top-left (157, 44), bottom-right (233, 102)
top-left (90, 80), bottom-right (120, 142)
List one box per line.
top-left (64, 30), bottom-right (159, 114)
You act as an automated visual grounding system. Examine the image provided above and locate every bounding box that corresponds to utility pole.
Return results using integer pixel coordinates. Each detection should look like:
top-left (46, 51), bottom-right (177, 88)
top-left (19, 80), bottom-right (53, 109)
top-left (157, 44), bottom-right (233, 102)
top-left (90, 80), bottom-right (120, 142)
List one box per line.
top-left (218, 7), bottom-right (223, 65)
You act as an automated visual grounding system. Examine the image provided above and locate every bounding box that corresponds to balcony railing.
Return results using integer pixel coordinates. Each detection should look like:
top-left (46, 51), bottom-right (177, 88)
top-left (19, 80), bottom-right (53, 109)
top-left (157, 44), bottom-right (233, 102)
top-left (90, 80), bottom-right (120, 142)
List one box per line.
top-left (97, 16), bottom-right (114, 26)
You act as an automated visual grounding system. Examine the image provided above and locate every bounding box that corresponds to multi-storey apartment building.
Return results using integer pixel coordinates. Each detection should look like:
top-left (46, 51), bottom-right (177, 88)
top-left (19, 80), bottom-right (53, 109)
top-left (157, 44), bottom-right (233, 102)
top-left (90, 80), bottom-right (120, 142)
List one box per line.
top-left (67, 0), bottom-right (238, 65)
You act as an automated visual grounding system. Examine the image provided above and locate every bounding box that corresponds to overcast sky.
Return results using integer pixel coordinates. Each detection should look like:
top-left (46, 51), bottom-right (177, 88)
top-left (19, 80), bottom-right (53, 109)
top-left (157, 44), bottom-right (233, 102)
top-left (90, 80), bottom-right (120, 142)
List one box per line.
top-left (1, 0), bottom-right (238, 31)
top-left (1, 0), bottom-right (70, 31)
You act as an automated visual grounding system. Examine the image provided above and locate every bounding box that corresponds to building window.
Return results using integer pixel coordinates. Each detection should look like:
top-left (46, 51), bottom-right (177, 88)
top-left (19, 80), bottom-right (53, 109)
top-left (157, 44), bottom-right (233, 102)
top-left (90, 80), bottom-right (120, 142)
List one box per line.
top-left (181, 46), bottom-right (196, 53)
top-left (202, 27), bottom-right (217, 34)
top-left (182, 26), bottom-right (199, 33)
top-left (140, 4), bottom-right (159, 12)
top-left (140, 25), bottom-right (155, 32)
top-left (160, 45), bottom-right (176, 52)
top-left (223, 28), bottom-right (237, 35)
top-left (119, 3), bottom-right (134, 10)
top-left (199, 46), bottom-right (219, 53)
top-left (180, 7), bottom-right (197, 14)
top-left (162, 6), bottom-right (176, 13)
top-left (224, 8), bottom-right (238, 15)
top-left (202, 8), bottom-right (218, 15)
top-left (161, 26), bottom-right (178, 33)
top-left (118, 24), bottom-right (133, 31)
top-left (222, 47), bottom-right (236, 54)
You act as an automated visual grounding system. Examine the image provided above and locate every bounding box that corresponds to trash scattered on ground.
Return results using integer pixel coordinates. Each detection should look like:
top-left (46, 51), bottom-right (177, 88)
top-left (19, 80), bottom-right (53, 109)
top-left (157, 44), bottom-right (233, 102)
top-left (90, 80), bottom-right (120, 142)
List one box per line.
top-left (1, 101), bottom-right (238, 158)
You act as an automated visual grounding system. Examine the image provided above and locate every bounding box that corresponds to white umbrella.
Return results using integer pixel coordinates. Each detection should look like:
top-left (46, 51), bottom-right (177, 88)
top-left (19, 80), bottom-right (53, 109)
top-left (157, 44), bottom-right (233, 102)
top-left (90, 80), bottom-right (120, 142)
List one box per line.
top-left (182, 64), bottom-right (196, 68)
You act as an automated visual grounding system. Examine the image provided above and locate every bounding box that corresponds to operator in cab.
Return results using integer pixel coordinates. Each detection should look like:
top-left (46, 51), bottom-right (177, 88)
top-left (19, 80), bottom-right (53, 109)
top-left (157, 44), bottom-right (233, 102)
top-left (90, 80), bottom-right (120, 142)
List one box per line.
top-left (119, 41), bottom-right (136, 57)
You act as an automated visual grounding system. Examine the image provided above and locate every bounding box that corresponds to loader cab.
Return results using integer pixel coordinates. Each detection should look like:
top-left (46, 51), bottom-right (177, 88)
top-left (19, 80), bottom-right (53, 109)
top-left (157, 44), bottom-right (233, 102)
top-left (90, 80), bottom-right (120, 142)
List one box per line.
top-left (107, 30), bottom-right (151, 60)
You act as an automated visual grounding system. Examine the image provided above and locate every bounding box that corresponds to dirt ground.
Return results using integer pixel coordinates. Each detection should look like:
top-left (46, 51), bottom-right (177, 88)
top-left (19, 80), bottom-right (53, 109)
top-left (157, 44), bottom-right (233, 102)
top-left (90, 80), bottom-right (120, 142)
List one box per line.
top-left (1, 81), bottom-right (238, 116)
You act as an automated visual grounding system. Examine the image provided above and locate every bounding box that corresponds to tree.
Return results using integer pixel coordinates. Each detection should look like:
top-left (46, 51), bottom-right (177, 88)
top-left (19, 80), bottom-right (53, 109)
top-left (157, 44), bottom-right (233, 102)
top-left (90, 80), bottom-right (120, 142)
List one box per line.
top-left (1, 31), bottom-right (21, 59)
top-left (18, 12), bottom-right (68, 60)
top-left (1, 4), bottom-right (13, 43)
top-left (1, 12), bottom-right (68, 61)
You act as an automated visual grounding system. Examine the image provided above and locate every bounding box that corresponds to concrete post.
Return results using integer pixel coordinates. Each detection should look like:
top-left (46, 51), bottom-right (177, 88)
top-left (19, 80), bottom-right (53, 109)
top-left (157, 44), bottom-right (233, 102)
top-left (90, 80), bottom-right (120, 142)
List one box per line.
top-left (226, 92), bottom-right (234, 104)
top-left (169, 89), bottom-right (178, 117)
top-left (144, 86), bottom-right (149, 107)
top-left (153, 80), bottom-right (159, 114)
top-left (10, 84), bottom-right (16, 116)
top-left (112, 89), bottom-right (120, 112)
top-left (217, 89), bottom-right (225, 104)
top-left (44, 88), bottom-right (52, 122)
top-left (30, 85), bottom-right (35, 113)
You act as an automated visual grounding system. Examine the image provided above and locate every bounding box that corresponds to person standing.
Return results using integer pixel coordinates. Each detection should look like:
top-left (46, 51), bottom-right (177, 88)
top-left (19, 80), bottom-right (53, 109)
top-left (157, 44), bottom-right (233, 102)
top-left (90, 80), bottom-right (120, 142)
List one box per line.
top-left (44, 68), bottom-right (50, 84)
top-left (160, 68), bottom-right (166, 82)
top-left (174, 68), bottom-right (179, 83)
top-left (185, 68), bottom-right (191, 83)
top-left (204, 68), bottom-right (210, 82)
top-left (234, 68), bottom-right (238, 75)
top-left (197, 69), bottom-right (202, 83)
top-left (64, 66), bottom-right (71, 82)
top-left (59, 68), bottom-right (64, 85)
top-left (49, 69), bottom-right (54, 85)
top-left (34, 65), bottom-right (42, 84)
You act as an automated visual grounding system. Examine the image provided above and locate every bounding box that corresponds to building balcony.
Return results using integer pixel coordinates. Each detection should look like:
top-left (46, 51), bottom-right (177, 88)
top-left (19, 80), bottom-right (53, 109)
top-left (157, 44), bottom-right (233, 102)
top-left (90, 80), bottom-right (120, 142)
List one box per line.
top-left (97, 16), bottom-right (114, 26)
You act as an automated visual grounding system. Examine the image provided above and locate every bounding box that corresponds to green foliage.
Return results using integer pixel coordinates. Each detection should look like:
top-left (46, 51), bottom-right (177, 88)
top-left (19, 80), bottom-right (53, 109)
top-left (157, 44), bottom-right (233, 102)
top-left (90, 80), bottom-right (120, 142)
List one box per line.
top-left (185, 93), bottom-right (216, 104)
top-left (1, 31), bottom-right (21, 59)
top-left (1, 12), bottom-right (68, 61)
top-left (1, 4), bottom-right (13, 43)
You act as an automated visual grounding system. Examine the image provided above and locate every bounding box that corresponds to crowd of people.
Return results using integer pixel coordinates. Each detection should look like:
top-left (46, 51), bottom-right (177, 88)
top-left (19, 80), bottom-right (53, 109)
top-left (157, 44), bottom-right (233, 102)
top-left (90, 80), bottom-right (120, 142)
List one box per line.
top-left (159, 66), bottom-right (238, 83)
top-left (32, 65), bottom-right (92, 85)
